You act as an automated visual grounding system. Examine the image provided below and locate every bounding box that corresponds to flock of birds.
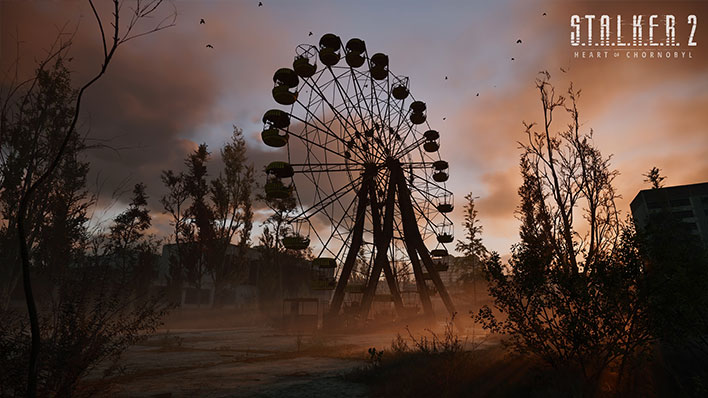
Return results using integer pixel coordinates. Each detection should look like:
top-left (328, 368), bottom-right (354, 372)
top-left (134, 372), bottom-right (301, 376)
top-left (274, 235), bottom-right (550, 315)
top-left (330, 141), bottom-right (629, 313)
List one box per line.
top-left (200, 5), bottom-right (555, 122)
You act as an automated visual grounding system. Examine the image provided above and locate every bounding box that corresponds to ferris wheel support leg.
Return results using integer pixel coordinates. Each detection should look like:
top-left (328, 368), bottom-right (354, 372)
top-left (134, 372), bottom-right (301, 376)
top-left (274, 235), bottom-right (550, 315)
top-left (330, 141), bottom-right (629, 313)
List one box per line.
top-left (404, 241), bottom-right (434, 318)
top-left (393, 170), bottom-right (434, 318)
top-left (379, 258), bottom-right (405, 316)
top-left (416, 241), bottom-right (458, 320)
top-left (360, 180), bottom-right (404, 320)
top-left (393, 164), bottom-right (457, 321)
top-left (327, 178), bottom-right (370, 321)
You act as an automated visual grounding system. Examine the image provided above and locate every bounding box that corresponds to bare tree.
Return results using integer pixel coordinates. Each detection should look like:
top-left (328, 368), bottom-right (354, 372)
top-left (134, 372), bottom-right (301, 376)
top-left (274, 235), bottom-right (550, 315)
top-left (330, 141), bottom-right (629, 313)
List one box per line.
top-left (160, 169), bottom-right (189, 303)
top-left (477, 72), bottom-right (652, 394)
top-left (3, 1), bottom-right (175, 395)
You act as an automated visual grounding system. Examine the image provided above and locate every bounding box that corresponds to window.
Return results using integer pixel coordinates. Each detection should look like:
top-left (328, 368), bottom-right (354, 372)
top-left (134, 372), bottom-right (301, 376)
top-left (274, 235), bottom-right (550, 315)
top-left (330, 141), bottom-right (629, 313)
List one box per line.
top-left (670, 198), bottom-right (690, 207)
top-left (673, 210), bottom-right (694, 219)
top-left (647, 201), bottom-right (666, 209)
top-left (682, 222), bottom-right (698, 232)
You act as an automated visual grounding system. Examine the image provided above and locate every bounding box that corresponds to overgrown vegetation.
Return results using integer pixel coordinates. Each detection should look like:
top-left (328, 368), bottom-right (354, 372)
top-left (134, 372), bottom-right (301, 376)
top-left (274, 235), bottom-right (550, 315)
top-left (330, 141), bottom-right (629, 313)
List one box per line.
top-left (474, 72), bottom-right (708, 396)
top-left (354, 73), bottom-right (708, 398)
top-left (0, 1), bottom-right (175, 395)
top-left (160, 128), bottom-right (255, 308)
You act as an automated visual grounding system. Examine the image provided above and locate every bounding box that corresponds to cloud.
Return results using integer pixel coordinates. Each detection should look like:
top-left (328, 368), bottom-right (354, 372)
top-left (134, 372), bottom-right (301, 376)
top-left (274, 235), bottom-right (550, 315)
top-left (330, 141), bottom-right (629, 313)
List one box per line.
top-left (3, 0), bottom-right (707, 257)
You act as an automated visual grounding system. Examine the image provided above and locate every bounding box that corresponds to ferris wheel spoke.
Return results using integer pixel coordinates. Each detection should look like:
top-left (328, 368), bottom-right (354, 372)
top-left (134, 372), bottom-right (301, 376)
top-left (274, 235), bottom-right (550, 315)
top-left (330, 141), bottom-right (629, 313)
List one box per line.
top-left (350, 69), bottom-right (379, 149)
top-left (299, 76), bottom-right (380, 163)
top-left (394, 136), bottom-right (428, 160)
top-left (389, 102), bottom-right (413, 155)
top-left (385, 67), bottom-right (409, 151)
top-left (285, 128), bottom-right (365, 166)
top-left (290, 163), bottom-right (366, 173)
top-left (326, 67), bottom-right (389, 164)
top-left (350, 68), bottom-right (374, 120)
top-left (288, 108), bottom-right (368, 164)
top-left (315, 191), bottom-right (359, 260)
top-left (408, 182), bottom-right (453, 238)
top-left (402, 161), bottom-right (443, 170)
top-left (293, 174), bottom-right (363, 221)
top-left (350, 72), bottom-right (391, 164)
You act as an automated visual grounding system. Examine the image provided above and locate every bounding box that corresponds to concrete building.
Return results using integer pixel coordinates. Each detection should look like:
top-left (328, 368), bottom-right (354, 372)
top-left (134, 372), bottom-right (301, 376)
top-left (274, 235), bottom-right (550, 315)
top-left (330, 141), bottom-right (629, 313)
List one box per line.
top-left (630, 182), bottom-right (708, 244)
top-left (156, 243), bottom-right (260, 308)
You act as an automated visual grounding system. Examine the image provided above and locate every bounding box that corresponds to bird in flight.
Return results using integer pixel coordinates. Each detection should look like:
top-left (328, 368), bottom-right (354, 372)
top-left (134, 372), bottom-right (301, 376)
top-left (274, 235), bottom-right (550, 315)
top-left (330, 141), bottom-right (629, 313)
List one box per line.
top-left (258, 1), bottom-right (263, 6)
top-left (516, 39), bottom-right (522, 44)
top-left (476, 93), bottom-right (479, 97)
top-left (543, 12), bottom-right (547, 16)
top-left (442, 117), bottom-right (446, 121)
top-left (206, 44), bottom-right (213, 49)
top-left (309, 31), bottom-right (313, 36)
top-left (444, 76), bottom-right (448, 80)
top-left (511, 57), bottom-right (515, 61)
top-left (200, 18), bottom-right (205, 24)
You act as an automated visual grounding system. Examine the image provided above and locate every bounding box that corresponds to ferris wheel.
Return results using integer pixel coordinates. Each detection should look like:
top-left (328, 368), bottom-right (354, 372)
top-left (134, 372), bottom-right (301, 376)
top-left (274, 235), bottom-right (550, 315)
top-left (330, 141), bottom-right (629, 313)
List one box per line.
top-left (262, 33), bottom-right (456, 320)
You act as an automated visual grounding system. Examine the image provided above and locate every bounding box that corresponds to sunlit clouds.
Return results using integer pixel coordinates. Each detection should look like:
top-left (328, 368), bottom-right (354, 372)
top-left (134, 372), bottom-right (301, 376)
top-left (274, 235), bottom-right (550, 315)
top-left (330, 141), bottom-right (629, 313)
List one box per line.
top-left (2, 0), bottom-right (706, 255)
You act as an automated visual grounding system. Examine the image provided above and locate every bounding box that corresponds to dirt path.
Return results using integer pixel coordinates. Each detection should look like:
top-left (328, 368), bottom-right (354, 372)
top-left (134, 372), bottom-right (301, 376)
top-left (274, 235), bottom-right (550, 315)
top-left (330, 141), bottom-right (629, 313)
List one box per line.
top-left (100, 320), bottom-right (491, 397)
top-left (105, 327), bottom-right (378, 397)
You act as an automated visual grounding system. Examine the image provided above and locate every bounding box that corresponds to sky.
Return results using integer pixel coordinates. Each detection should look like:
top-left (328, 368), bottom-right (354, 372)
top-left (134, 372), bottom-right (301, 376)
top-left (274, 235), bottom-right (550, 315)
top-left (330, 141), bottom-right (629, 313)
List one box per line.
top-left (2, 0), bottom-right (707, 256)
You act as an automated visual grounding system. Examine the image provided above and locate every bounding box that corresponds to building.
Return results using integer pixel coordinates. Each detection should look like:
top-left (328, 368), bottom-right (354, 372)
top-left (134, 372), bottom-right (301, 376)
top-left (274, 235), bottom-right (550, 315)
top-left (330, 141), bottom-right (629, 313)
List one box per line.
top-left (630, 182), bottom-right (708, 244)
top-left (156, 243), bottom-right (260, 308)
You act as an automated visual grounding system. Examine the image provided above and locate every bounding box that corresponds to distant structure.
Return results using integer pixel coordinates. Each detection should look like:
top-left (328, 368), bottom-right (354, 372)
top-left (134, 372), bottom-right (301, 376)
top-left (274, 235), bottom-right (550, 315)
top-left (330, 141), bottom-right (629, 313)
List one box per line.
top-left (630, 182), bottom-right (708, 244)
top-left (156, 244), bottom-right (260, 308)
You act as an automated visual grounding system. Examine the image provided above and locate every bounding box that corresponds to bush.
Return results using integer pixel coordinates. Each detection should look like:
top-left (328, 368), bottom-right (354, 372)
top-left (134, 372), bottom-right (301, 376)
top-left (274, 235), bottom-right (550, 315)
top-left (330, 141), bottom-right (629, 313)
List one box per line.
top-left (0, 268), bottom-right (168, 397)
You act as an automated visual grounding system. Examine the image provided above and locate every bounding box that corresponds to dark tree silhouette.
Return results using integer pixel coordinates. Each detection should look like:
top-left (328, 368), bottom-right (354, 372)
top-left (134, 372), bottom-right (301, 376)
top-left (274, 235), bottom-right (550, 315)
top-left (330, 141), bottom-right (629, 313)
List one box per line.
top-left (209, 127), bottom-right (255, 307)
top-left (106, 183), bottom-right (157, 288)
top-left (182, 144), bottom-right (215, 306)
top-left (162, 130), bottom-right (255, 308)
top-left (643, 166), bottom-right (666, 189)
top-left (160, 170), bottom-right (189, 301)
top-left (477, 72), bottom-right (653, 394)
top-left (2, 1), bottom-right (174, 394)
top-left (1, 59), bottom-right (90, 308)
top-left (455, 193), bottom-right (487, 293)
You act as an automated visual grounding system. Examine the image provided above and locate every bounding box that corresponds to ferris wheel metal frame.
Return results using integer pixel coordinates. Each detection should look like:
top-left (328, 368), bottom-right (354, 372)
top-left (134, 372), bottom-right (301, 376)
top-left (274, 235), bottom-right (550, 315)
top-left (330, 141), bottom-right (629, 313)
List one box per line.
top-left (262, 33), bottom-right (456, 320)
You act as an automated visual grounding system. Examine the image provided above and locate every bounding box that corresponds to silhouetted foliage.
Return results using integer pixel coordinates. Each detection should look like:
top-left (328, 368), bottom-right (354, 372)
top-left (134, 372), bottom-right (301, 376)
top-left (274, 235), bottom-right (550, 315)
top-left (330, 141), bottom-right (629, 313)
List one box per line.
top-left (0, 49), bottom-right (167, 398)
top-left (1, 1), bottom-right (174, 394)
top-left (256, 185), bottom-right (313, 314)
top-left (0, 266), bottom-right (167, 397)
top-left (455, 193), bottom-right (488, 288)
top-left (643, 166), bottom-right (666, 189)
top-left (161, 128), bottom-right (255, 307)
top-left (209, 127), bottom-right (255, 307)
top-left (105, 183), bottom-right (158, 289)
top-left (0, 57), bottom-right (90, 308)
top-left (477, 72), bottom-right (653, 395)
top-left (160, 169), bottom-right (190, 302)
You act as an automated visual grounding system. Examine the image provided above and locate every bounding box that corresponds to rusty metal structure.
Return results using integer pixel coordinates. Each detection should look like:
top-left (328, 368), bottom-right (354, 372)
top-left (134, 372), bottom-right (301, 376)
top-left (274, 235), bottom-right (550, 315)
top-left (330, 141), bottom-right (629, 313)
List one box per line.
top-left (262, 34), bottom-right (455, 322)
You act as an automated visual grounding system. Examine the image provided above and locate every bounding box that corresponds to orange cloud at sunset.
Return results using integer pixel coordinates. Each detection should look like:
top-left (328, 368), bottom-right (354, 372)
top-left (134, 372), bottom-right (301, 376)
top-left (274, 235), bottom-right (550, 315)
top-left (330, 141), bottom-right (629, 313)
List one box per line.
top-left (2, 0), bottom-right (706, 255)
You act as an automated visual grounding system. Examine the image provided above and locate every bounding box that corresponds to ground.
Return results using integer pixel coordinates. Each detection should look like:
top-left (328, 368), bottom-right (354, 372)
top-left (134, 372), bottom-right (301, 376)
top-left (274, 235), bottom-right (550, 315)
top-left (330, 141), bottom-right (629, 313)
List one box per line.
top-left (100, 320), bottom-right (489, 397)
top-left (96, 292), bottom-right (490, 397)
top-left (100, 326), bottom-right (371, 397)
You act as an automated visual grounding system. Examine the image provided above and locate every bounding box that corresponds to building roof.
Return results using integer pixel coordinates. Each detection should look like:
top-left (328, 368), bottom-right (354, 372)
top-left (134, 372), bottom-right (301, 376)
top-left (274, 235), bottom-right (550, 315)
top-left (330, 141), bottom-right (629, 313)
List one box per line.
top-left (630, 182), bottom-right (708, 209)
